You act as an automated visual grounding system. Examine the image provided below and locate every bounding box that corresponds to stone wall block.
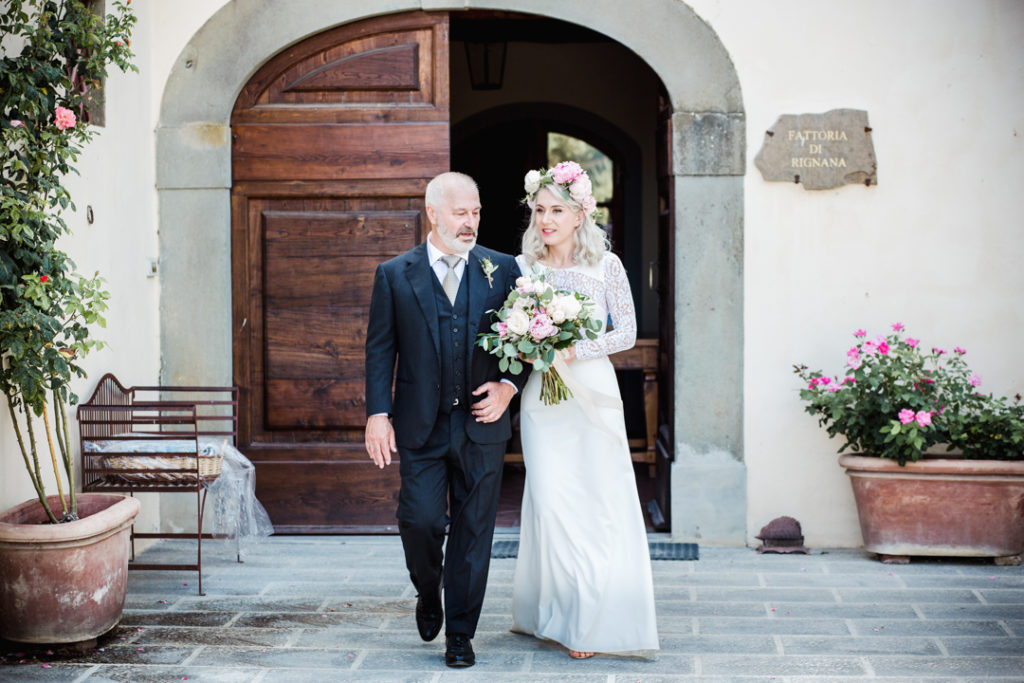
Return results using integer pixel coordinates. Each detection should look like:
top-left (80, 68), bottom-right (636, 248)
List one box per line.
top-left (673, 111), bottom-right (745, 176)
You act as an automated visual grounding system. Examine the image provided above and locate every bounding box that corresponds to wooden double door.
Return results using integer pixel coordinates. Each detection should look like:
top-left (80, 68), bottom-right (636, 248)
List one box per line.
top-left (231, 12), bottom-right (449, 531)
top-left (232, 11), bottom-right (676, 532)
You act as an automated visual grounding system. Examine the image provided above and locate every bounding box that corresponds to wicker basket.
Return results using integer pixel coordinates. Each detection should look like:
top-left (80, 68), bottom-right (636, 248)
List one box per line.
top-left (101, 452), bottom-right (223, 483)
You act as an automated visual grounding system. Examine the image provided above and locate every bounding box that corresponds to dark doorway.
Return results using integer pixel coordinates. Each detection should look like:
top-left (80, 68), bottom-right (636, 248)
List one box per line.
top-left (449, 12), bottom-right (669, 530)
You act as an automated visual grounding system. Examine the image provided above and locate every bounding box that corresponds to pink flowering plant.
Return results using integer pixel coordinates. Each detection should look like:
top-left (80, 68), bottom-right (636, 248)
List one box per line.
top-left (477, 274), bottom-right (601, 405)
top-left (1, 1), bottom-right (136, 522)
top-left (795, 323), bottom-right (1023, 465)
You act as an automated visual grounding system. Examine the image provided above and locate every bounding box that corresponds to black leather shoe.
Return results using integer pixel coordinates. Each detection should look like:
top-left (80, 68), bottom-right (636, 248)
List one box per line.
top-left (445, 633), bottom-right (475, 667)
top-left (415, 590), bottom-right (443, 642)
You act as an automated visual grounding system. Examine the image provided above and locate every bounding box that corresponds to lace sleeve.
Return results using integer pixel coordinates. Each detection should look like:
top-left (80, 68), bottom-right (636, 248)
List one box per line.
top-left (575, 253), bottom-right (637, 361)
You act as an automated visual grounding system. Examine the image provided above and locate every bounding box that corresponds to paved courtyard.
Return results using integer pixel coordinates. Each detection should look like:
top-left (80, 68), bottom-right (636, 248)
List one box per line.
top-left (1, 534), bottom-right (1023, 681)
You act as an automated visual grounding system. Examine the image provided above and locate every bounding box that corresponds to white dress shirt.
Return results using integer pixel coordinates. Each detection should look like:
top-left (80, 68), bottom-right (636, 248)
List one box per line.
top-left (426, 238), bottom-right (467, 286)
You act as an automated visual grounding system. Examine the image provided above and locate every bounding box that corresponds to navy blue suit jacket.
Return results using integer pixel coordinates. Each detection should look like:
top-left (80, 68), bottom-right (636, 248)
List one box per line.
top-left (364, 242), bottom-right (526, 449)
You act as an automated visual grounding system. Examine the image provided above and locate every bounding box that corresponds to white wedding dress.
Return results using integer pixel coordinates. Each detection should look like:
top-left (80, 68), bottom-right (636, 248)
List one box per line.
top-left (511, 252), bottom-right (659, 655)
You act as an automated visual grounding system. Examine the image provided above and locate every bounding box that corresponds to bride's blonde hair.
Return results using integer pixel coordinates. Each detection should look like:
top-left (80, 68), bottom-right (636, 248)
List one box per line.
top-left (520, 185), bottom-right (609, 267)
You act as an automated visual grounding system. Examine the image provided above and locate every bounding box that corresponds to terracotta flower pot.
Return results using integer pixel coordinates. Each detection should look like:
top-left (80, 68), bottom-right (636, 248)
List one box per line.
top-left (0, 493), bottom-right (141, 643)
top-left (839, 454), bottom-right (1024, 561)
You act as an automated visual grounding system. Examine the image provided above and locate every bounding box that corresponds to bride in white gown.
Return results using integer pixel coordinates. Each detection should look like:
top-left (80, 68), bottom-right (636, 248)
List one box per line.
top-left (511, 162), bottom-right (659, 658)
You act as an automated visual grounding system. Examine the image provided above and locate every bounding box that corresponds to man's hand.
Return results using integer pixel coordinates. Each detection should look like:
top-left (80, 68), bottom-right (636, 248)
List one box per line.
top-left (365, 414), bottom-right (397, 468)
top-left (471, 381), bottom-right (516, 423)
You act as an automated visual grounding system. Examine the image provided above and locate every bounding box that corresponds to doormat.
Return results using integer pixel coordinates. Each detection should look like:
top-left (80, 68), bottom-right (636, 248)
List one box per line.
top-left (491, 540), bottom-right (699, 561)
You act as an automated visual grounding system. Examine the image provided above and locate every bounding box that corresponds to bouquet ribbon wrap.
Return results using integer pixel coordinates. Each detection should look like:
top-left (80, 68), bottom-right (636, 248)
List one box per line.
top-left (551, 354), bottom-right (625, 441)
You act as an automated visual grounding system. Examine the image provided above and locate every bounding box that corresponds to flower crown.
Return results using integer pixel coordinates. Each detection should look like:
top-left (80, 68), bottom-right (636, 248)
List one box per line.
top-left (523, 161), bottom-right (599, 220)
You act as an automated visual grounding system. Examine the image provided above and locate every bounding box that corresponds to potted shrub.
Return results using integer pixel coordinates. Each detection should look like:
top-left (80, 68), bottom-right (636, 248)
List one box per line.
top-left (0, 0), bottom-right (139, 643)
top-left (795, 323), bottom-right (1024, 563)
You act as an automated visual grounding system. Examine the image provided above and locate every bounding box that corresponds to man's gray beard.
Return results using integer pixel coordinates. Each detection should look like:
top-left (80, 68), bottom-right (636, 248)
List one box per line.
top-left (437, 227), bottom-right (476, 254)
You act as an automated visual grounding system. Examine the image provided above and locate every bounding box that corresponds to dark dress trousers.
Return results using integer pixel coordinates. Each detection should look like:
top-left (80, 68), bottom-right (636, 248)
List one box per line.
top-left (365, 242), bottom-right (525, 636)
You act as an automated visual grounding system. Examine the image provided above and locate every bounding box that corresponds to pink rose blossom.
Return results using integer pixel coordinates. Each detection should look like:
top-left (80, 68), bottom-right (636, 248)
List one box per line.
top-left (568, 175), bottom-right (592, 203)
top-left (898, 409), bottom-right (916, 425)
top-left (10, 120), bottom-right (22, 127)
top-left (854, 329), bottom-right (867, 338)
top-left (54, 105), bottom-right (76, 130)
top-left (877, 341), bottom-right (890, 355)
top-left (550, 161), bottom-right (584, 185)
top-left (842, 376), bottom-right (856, 385)
top-left (969, 373), bottom-right (982, 387)
top-left (847, 356), bottom-right (862, 369)
top-left (827, 384), bottom-right (840, 393)
top-left (819, 376), bottom-right (831, 386)
top-left (528, 313), bottom-right (558, 342)
top-left (906, 338), bottom-right (919, 348)
top-left (933, 347), bottom-right (946, 355)
top-left (891, 322), bottom-right (904, 331)
top-left (496, 322), bottom-right (508, 338)
top-left (954, 346), bottom-right (966, 355)
top-left (579, 195), bottom-right (598, 215)
top-left (915, 410), bottom-right (932, 427)
top-left (862, 341), bottom-right (875, 354)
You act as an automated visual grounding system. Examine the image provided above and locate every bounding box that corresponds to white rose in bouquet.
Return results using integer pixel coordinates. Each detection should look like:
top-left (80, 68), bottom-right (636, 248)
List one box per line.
top-left (548, 299), bottom-right (567, 324)
top-left (558, 294), bottom-right (582, 320)
top-left (506, 309), bottom-right (531, 337)
top-left (547, 294), bottom-right (574, 324)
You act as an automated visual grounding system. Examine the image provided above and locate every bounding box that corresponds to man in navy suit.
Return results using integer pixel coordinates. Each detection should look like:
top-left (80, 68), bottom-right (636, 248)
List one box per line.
top-left (364, 172), bottom-right (525, 667)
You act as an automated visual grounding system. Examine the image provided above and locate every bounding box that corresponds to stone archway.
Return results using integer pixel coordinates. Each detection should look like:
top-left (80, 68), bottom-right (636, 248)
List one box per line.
top-left (156, 0), bottom-right (746, 543)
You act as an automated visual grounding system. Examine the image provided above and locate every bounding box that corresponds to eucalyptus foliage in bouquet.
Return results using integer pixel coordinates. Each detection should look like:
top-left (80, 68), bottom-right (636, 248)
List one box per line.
top-left (1, 0), bottom-right (136, 522)
top-left (795, 323), bottom-right (1023, 465)
top-left (477, 274), bottom-right (601, 405)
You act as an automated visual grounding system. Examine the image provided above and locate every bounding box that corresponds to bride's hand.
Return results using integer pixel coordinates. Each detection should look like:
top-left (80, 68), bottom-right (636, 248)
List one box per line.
top-left (559, 347), bottom-right (577, 364)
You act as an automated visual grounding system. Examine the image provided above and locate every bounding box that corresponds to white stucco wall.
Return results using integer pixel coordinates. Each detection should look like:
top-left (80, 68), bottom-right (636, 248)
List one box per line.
top-left (4, 0), bottom-right (1022, 550)
top-left (686, 0), bottom-right (1024, 546)
top-left (0, 1), bottom-right (168, 530)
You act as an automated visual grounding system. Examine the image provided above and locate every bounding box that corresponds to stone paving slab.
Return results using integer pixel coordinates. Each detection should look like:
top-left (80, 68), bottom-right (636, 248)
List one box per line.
top-left (1, 539), bottom-right (1022, 681)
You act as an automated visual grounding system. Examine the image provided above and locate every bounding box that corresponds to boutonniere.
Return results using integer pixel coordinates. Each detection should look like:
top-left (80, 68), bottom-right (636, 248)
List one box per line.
top-left (479, 257), bottom-right (498, 288)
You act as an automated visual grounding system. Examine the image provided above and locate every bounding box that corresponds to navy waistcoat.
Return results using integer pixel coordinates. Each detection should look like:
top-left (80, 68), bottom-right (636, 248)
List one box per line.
top-left (433, 271), bottom-right (469, 413)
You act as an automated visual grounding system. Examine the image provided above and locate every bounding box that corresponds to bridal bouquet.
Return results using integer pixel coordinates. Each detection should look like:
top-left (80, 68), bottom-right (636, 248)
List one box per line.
top-left (478, 274), bottom-right (602, 405)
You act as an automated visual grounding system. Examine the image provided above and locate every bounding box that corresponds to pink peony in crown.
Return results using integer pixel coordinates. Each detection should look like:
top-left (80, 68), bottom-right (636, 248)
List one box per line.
top-left (523, 161), bottom-right (599, 219)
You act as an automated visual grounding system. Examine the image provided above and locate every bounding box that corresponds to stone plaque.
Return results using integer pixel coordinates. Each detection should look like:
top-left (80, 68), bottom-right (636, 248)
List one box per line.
top-left (754, 109), bottom-right (877, 190)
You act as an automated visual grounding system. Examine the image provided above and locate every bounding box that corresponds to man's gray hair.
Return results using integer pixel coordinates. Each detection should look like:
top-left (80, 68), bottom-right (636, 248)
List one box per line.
top-left (425, 172), bottom-right (478, 210)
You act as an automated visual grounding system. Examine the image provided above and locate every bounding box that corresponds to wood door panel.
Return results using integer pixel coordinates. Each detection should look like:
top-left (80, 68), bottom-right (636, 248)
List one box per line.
top-left (264, 378), bottom-right (366, 429)
top-left (264, 210), bottom-right (420, 255)
top-left (284, 43), bottom-right (420, 93)
top-left (235, 12), bottom-right (447, 115)
top-left (232, 12), bottom-right (449, 532)
top-left (254, 459), bottom-right (401, 532)
top-left (265, 306), bottom-right (368, 378)
top-left (264, 257), bottom-right (378, 307)
top-left (233, 123), bottom-right (449, 181)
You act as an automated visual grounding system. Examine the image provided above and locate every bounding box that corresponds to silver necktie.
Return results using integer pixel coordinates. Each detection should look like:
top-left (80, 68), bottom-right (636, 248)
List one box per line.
top-left (442, 254), bottom-right (461, 305)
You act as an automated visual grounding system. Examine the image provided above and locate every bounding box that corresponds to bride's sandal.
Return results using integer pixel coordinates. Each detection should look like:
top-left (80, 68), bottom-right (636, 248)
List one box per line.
top-left (569, 650), bottom-right (595, 659)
